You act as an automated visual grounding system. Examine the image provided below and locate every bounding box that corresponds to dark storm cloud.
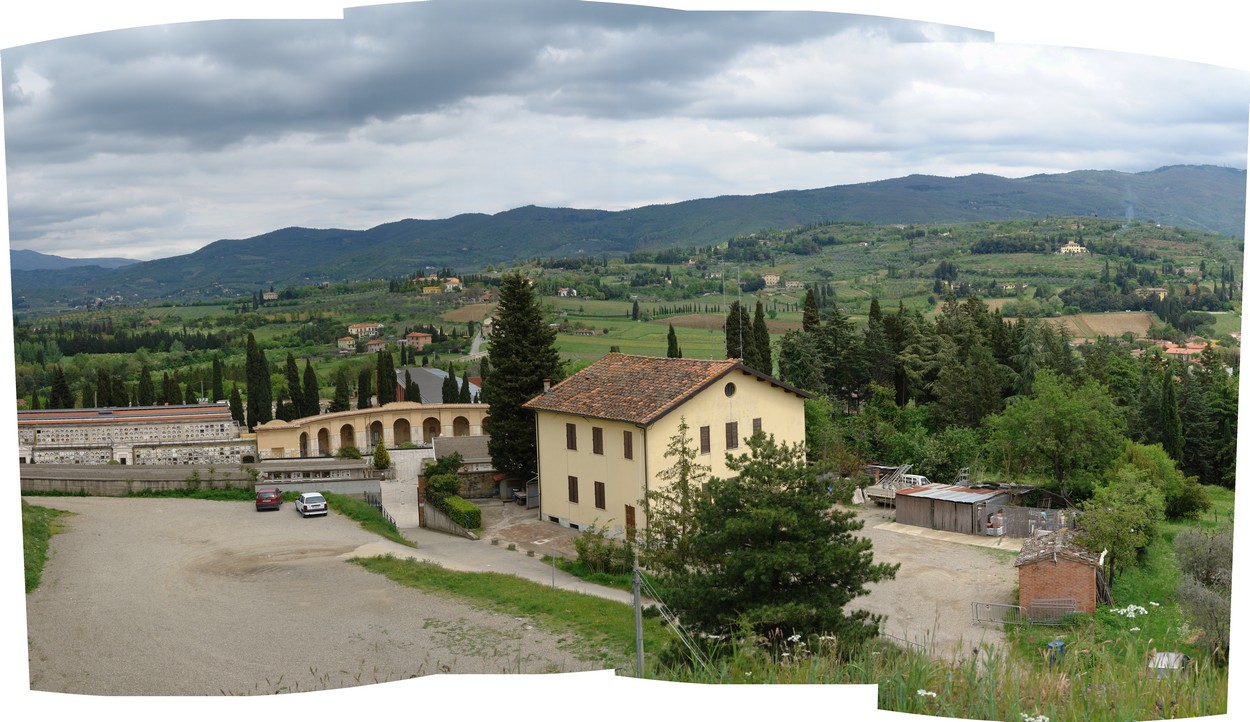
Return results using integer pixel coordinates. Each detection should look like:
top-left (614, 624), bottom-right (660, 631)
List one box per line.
top-left (2, 0), bottom-right (990, 161)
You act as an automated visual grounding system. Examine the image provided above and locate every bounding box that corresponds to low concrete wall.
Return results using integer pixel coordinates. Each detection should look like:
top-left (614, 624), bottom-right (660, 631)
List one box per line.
top-left (422, 501), bottom-right (479, 540)
top-left (19, 464), bottom-right (255, 496)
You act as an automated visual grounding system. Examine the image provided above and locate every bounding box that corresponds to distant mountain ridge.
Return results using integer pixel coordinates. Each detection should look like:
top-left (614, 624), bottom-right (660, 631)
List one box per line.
top-left (10, 249), bottom-right (139, 271)
top-left (10, 165), bottom-right (1244, 306)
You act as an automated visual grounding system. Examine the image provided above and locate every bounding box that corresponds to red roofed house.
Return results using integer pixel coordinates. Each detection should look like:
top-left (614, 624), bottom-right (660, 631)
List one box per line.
top-left (522, 353), bottom-right (810, 537)
top-left (403, 331), bottom-right (433, 350)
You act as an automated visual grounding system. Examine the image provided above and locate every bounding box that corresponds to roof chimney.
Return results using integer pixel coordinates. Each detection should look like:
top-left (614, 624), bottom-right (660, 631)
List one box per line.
top-left (543, 379), bottom-right (551, 393)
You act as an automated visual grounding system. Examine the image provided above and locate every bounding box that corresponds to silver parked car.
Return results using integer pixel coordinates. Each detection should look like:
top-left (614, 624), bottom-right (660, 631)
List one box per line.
top-left (294, 492), bottom-right (328, 517)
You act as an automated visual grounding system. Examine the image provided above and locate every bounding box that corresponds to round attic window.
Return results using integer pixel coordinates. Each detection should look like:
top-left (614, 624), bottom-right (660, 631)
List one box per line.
top-left (724, 382), bottom-right (737, 397)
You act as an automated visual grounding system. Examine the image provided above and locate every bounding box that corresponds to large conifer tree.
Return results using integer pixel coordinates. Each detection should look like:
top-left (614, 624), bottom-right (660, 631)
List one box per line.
top-left (356, 367), bottom-right (373, 409)
top-left (329, 371), bottom-right (351, 412)
top-left (283, 352), bottom-right (303, 415)
top-left (211, 357), bottom-right (225, 403)
top-left (724, 300), bottom-right (749, 360)
top-left (482, 273), bottom-right (563, 480)
top-left (245, 333), bottom-right (272, 429)
top-left (137, 366), bottom-right (155, 406)
top-left (751, 301), bottom-right (771, 374)
top-left (375, 350), bottom-right (397, 405)
top-left (229, 384), bottom-right (244, 426)
top-left (666, 324), bottom-right (682, 358)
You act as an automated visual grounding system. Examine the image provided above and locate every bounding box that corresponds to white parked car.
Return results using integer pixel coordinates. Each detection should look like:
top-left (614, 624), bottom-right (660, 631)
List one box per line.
top-left (294, 492), bottom-right (328, 517)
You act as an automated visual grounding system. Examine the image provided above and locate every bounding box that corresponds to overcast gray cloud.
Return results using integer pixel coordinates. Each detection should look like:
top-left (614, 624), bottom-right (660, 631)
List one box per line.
top-left (3, 0), bottom-right (1248, 261)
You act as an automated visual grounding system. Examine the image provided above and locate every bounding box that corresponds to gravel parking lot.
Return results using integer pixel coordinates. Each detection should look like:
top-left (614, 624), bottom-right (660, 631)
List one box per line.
top-left (24, 496), bottom-right (601, 695)
top-left (845, 505), bottom-right (1019, 661)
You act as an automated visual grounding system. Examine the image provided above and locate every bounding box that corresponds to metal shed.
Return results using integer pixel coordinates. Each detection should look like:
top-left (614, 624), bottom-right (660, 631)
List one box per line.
top-left (894, 484), bottom-right (1011, 535)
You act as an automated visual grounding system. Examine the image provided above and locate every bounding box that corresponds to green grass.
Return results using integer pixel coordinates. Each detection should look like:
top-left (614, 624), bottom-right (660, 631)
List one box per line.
top-left (321, 492), bottom-right (416, 548)
top-left (22, 500), bottom-right (71, 593)
top-left (550, 556), bottom-right (636, 592)
top-left (352, 554), bottom-right (667, 670)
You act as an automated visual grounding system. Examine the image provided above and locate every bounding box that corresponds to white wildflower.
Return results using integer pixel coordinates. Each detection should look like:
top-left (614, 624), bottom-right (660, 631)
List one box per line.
top-left (1130, 627), bottom-right (1141, 632)
top-left (916, 689), bottom-right (937, 698)
top-left (788, 634), bottom-right (802, 643)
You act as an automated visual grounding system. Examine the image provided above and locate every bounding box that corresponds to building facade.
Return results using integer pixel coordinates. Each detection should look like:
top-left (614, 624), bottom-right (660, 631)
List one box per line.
top-left (523, 354), bottom-right (809, 536)
top-left (252, 401), bottom-right (490, 459)
top-left (1015, 527), bottom-right (1105, 615)
top-left (17, 403), bottom-right (253, 465)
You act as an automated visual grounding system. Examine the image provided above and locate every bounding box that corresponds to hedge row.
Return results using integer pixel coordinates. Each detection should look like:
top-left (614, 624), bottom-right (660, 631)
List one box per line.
top-left (443, 495), bottom-right (481, 530)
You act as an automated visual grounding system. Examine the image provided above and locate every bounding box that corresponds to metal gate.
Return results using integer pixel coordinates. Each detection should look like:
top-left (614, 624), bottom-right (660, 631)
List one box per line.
top-left (973, 598), bottom-right (1077, 626)
top-left (525, 478), bottom-right (540, 509)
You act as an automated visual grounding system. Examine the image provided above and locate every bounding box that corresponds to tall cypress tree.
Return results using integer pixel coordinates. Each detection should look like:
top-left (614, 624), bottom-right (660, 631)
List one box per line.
top-left (95, 368), bottom-right (112, 407)
top-left (404, 369), bottom-right (421, 403)
top-left (725, 301), bottom-right (749, 360)
top-left (356, 367), bottom-right (373, 409)
top-left (442, 364), bottom-right (459, 403)
top-left (802, 288), bottom-right (821, 332)
top-left (245, 333), bottom-right (272, 429)
top-left (229, 384), bottom-right (245, 427)
top-left (752, 301), bottom-right (771, 374)
top-left (482, 273), bottom-right (564, 480)
top-left (667, 323), bottom-right (682, 358)
top-left (211, 356), bottom-right (225, 403)
top-left (329, 371), bottom-right (351, 412)
top-left (137, 366), bottom-right (155, 406)
top-left (459, 374), bottom-right (472, 403)
top-left (301, 360), bottom-right (320, 417)
top-left (376, 350), bottom-right (397, 406)
top-left (284, 352), bottom-right (303, 415)
top-left (49, 365), bottom-right (74, 409)
top-left (1159, 366), bottom-right (1184, 462)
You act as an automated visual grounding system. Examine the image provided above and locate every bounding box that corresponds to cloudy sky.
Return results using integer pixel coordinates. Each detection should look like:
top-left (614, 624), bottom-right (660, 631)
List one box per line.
top-left (2, 1), bottom-right (1248, 262)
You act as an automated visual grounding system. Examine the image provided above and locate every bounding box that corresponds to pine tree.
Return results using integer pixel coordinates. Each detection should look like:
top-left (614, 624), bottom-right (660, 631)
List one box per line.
top-left (482, 273), bottom-right (564, 480)
top-left (666, 323), bottom-right (682, 358)
top-left (301, 360), bottom-right (320, 417)
top-left (30, 388), bottom-right (41, 410)
top-left (751, 301), bottom-right (771, 374)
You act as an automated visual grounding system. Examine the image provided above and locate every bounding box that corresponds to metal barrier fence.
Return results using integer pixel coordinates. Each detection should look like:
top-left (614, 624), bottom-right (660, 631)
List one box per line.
top-left (972, 602), bottom-right (1029, 626)
top-left (972, 598), bottom-right (1078, 626)
top-left (363, 491), bottom-right (396, 527)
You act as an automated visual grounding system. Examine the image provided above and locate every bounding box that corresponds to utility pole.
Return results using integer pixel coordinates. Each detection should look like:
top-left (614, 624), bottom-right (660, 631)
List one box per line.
top-left (633, 549), bottom-right (644, 678)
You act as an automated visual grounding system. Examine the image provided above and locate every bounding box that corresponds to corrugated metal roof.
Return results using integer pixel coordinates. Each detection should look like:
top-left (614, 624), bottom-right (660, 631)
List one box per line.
top-left (894, 483), bottom-right (1009, 503)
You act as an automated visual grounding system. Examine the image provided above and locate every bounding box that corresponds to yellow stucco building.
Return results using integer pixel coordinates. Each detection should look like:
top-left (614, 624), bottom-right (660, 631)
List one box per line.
top-left (253, 402), bottom-right (489, 459)
top-left (523, 353), bottom-right (809, 536)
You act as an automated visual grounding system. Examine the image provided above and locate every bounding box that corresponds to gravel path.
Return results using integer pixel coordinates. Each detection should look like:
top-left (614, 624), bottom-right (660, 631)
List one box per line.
top-left (24, 496), bottom-right (602, 695)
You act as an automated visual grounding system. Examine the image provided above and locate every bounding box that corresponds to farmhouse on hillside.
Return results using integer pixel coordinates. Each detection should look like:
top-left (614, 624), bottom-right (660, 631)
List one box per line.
top-left (522, 353), bottom-right (810, 536)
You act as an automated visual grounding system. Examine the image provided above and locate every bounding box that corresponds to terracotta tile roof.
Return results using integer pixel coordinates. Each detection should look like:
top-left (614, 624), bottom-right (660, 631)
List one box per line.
top-left (523, 353), bottom-right (806, 425)
top-left (1014, 527), bottom-right (1102, 568)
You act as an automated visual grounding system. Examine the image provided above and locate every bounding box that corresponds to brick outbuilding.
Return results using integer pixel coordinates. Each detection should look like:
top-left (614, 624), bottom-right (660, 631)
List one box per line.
top-left (1014, 527), bottom-right (1108, 615)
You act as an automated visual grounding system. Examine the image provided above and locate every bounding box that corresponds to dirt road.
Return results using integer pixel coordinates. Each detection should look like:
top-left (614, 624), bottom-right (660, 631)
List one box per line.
top-left (24, 496), bottom-right (601, 695)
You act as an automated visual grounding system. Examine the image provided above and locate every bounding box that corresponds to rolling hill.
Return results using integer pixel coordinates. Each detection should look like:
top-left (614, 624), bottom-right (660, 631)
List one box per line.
top-left (10, 165), bottom-right (1244, 306)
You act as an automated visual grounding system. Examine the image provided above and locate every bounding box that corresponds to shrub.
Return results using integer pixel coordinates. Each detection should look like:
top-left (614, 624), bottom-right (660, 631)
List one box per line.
top-left (443, 495), bottom-right (481, 529)
top-left (426, 473), bottom-right (461, 508)
top-left (574, 524), bottom-right (633, 575)
top-left (337, 445), bottom-right (362, 459)
top-left (372, 441), bottom-right (391, 470)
